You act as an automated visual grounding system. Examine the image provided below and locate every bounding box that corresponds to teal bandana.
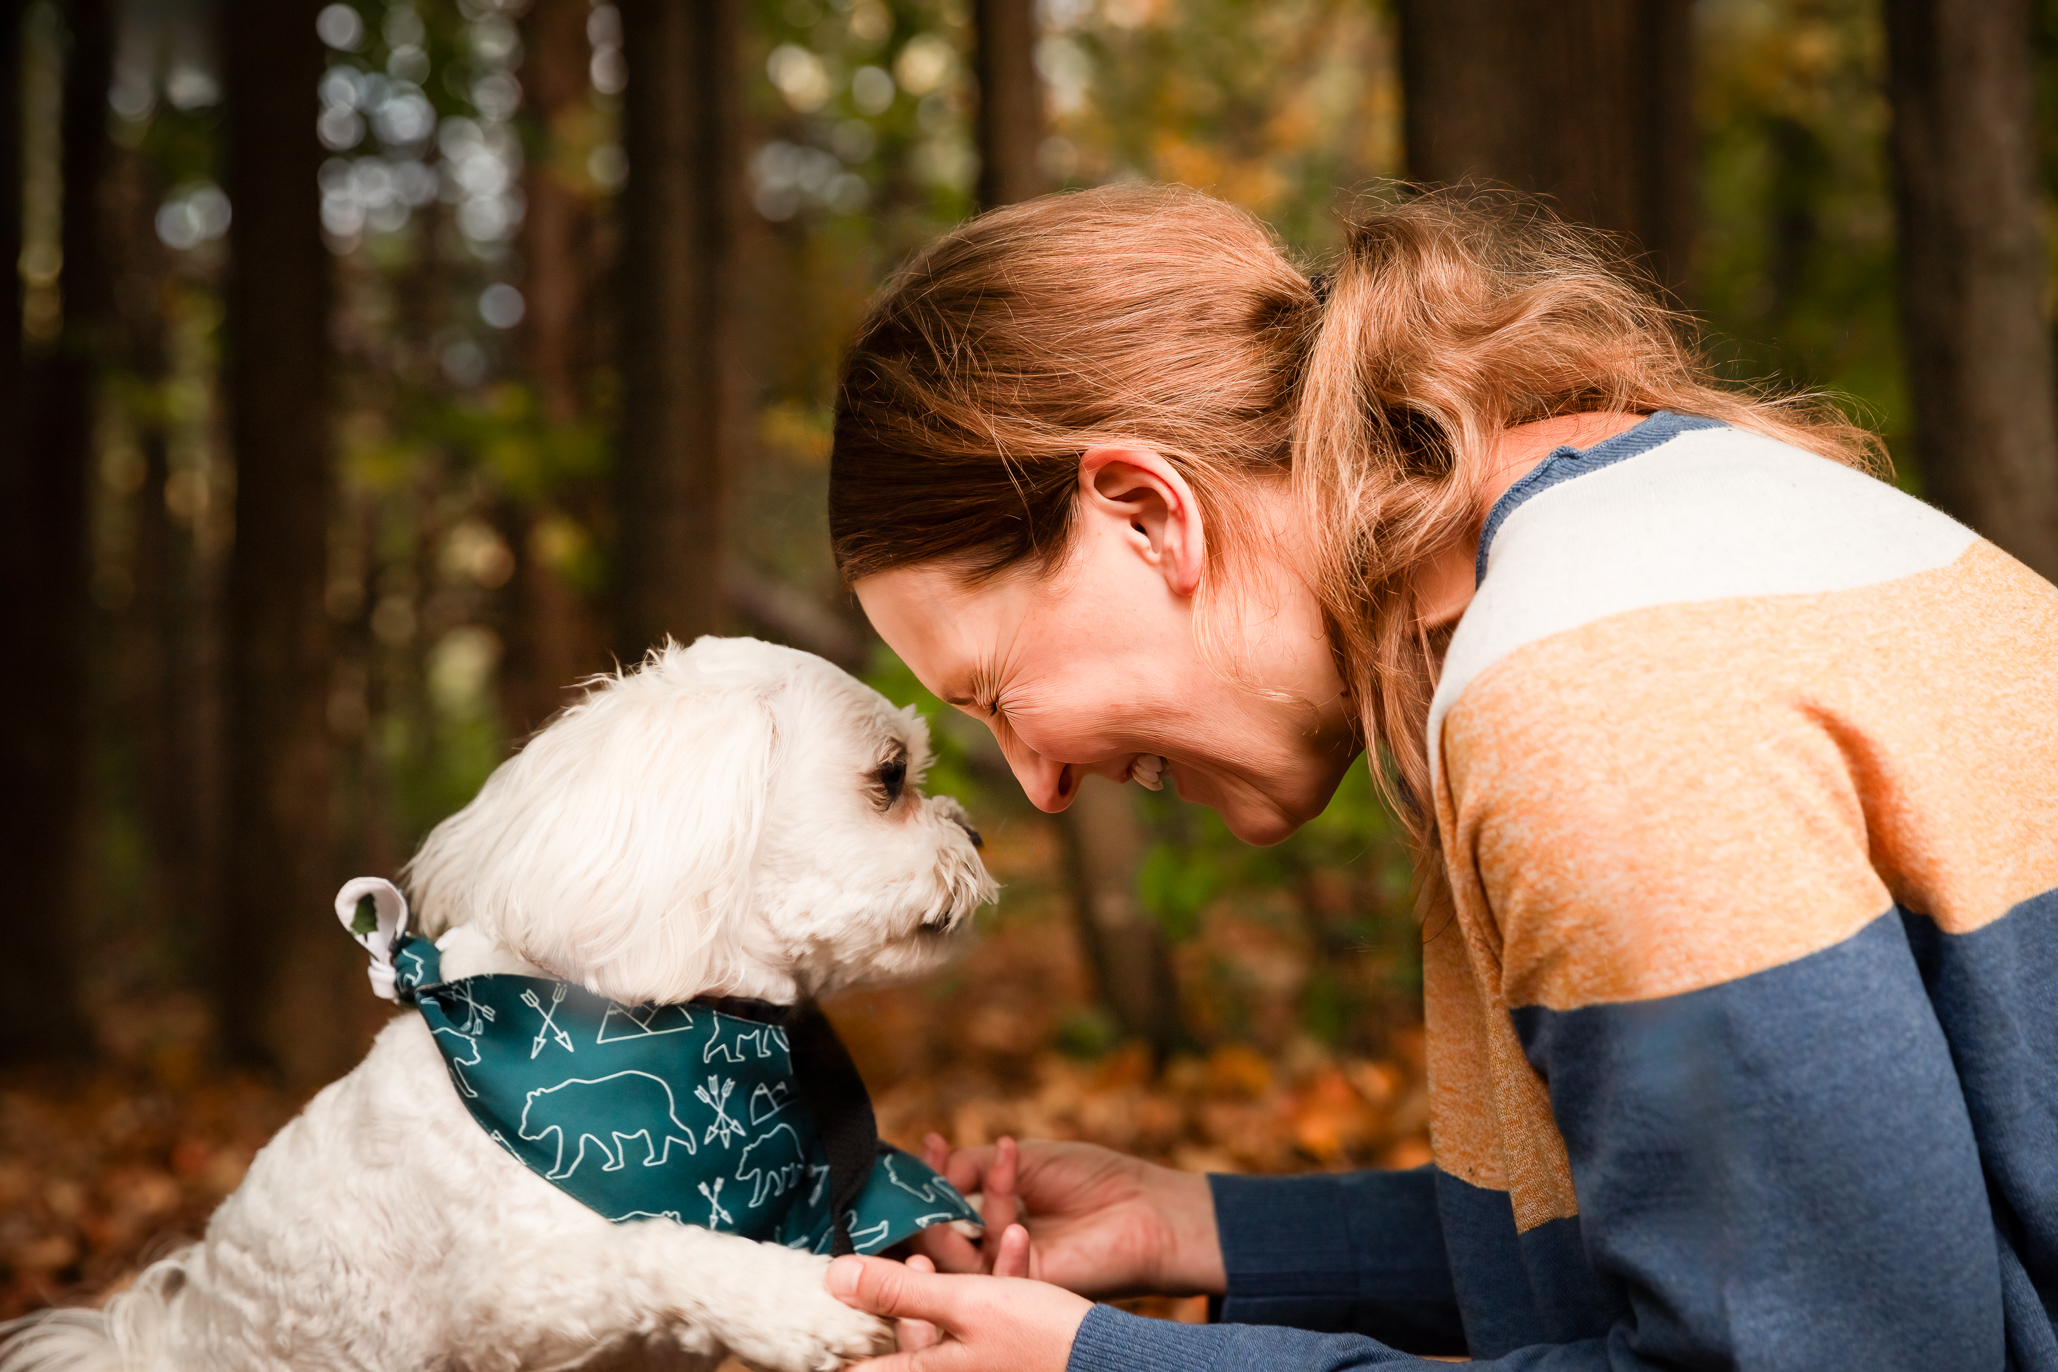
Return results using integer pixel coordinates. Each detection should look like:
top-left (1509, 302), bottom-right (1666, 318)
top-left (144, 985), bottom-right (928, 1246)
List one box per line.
top-left (336, 878), bottom-right (980, 1256)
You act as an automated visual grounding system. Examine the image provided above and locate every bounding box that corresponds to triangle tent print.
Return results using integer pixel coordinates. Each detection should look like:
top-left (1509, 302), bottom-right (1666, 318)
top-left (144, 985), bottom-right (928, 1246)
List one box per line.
top-left (596, 1003), bottom-right (697, 1044)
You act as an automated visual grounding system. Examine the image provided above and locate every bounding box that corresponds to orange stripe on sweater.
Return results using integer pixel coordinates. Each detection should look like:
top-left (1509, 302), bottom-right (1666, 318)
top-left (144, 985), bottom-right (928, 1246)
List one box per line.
top-left (1422, 540), bottom-right (2058, 1225)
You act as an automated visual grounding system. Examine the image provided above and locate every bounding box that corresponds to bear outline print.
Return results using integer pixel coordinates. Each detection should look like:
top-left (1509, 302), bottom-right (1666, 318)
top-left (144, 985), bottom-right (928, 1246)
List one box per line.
top-left (519, 1070), bottom-right (701, 1176)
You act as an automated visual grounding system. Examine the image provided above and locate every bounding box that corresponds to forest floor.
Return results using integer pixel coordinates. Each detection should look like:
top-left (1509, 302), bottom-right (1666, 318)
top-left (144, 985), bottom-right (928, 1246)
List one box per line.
top-left (0, 817), bottom-right (1430, 1331)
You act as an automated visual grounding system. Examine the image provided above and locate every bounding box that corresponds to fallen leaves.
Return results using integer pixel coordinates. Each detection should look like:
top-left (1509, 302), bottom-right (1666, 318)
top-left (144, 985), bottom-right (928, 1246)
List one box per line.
top-left (0, 823), bottom-right (1431, 1326)
top-left (0, 1049), bottom-right (297, 1319)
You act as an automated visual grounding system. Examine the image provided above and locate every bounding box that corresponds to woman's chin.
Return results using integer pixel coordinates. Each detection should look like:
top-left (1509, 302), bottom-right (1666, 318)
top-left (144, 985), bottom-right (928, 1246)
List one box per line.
top-left (1197, 769), bottom-right (1349, 847)
top-left (1217, 799), bottom-right (1304, 847)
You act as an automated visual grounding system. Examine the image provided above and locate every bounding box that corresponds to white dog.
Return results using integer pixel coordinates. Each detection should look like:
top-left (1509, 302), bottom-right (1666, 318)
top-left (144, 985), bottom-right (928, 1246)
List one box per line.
top-left (0, 637), bottom-right (996, 1372)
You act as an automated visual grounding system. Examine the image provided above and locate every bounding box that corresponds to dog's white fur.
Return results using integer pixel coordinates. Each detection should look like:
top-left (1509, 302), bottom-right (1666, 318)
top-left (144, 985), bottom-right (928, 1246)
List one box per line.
top-left (0, 638), bottom-right (996, 1372)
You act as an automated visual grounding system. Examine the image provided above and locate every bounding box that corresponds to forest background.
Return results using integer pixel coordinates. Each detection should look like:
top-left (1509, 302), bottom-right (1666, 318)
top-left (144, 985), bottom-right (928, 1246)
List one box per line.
top-left (3, 0), bottom-right (2057, 1324)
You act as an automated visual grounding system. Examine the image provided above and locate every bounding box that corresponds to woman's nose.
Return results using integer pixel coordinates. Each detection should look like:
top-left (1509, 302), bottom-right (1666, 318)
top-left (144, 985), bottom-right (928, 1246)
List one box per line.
top-left (1001, 739), bottom-right (1077, 813)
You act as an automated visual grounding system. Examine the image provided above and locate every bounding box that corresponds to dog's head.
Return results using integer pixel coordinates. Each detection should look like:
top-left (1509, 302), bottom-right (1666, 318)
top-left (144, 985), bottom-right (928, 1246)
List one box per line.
top-left (403, 637), bottom-right (995, 1005)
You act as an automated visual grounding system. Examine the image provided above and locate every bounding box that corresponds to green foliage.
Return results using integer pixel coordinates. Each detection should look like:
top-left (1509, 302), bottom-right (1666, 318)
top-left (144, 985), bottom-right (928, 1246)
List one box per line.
top-left (1697, 0), bottom-right (1909, 479)
top-left (1135, 754), bottom-right (1403, 942)
top-left (1042, 0), bottom-right (1401, 258)
top-left (1135, 755), bottom-right (1415, 1047)
top-left (1055, 1005), bottom-right (1125, 1059)
top-left (1135, 841), bottom-right (1224, 944)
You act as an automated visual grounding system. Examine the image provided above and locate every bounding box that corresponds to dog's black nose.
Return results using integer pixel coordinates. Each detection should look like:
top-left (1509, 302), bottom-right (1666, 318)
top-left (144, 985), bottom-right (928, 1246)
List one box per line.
top-left (959, 820), bottom-right (983, 849)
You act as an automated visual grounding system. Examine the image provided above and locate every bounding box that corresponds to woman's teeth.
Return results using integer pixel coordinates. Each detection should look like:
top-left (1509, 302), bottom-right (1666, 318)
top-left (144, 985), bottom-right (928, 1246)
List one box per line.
top-left (1130, 754), bottom-right (1167, 791)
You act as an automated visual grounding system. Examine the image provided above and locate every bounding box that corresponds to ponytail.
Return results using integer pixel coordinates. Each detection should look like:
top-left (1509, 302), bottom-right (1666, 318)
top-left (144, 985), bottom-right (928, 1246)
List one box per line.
top-left (1293, 188), bottom-right (1881, 878)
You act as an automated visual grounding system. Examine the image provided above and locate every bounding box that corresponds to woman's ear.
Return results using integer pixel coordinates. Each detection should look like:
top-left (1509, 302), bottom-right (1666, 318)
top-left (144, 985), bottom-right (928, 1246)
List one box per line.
top-left (1078, 446), bottom-right (1206, 596)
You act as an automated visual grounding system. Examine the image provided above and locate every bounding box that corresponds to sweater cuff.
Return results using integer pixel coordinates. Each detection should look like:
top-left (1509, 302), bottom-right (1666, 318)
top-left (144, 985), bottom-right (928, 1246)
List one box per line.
top-left (1210, 1169), bottom-right (1465, 1354)
top-left (1067, 1304), bottom-right (1233, 1372)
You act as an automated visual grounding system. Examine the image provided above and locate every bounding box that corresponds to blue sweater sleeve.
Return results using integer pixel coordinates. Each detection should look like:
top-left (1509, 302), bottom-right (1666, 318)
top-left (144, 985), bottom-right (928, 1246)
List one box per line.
top-left (1069, 917), bottom-right (2021, 1372)
top-left (1209, 1170), bottom-right (1464, 1354)
top-left (1068, 1305), bottom-right (1610, 1372)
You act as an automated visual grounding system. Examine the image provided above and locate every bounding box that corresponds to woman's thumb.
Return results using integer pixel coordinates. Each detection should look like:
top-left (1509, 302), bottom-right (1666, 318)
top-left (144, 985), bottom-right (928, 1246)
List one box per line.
top-left (826, 1255), bottom-right (951, 1324)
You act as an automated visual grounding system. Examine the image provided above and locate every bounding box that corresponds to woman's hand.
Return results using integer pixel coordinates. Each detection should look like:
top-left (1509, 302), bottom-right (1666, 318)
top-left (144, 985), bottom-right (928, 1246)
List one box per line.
top-left (827, 1243), bottom-right (1092, 1372)
top-left (910, 1136), bottom-right (1225, 1298)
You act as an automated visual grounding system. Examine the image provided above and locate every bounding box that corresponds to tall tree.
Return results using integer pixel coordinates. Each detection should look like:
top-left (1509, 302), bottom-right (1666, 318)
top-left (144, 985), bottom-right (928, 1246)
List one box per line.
top-left (221, 0), bottom-right (355, 1082)
top-left (1885, 0), bottom-right (2058, 579)
top-left (970, 0), bottom-right (1182, 1053)
top-left (0, 0), bottom-right (101, 1062)
top-left (1397, 0), bottom-right (1694, 293)
top-left (972, 0), bottom-right (1044, 210)
top-left (506, 0), bottom-right (609, 735)
top-left (614, 0), bottom-right (739, 657)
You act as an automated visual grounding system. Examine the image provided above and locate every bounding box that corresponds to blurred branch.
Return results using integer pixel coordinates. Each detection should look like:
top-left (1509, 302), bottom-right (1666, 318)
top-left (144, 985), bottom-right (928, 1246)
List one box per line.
top-left (726, 562), bottom-right (868, 672)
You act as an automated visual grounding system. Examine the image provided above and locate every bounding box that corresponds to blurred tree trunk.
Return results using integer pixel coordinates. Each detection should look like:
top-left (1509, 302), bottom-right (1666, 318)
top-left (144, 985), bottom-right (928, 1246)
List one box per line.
top-left (108, 81), bottom-right (212, 978)
top-left (970, 0), bottom-right (1179, 1054)
top-left (0, 0), bottom-right (100, 1062)
top-left (1061, 778), bottom-right (1184, 1056)
top-left (1884, 0), bottom-right (2058, 579)
top-left (507, 0), bottom-right (608, 736)
top-left (1396, 0), bottom-right (1694, 294)
top-left (221, 0), bottom-right (356, 1083)
top-left (614, 0), bottom-right (738, 657)
top-left (973, 0), bottom-right (1044, 210)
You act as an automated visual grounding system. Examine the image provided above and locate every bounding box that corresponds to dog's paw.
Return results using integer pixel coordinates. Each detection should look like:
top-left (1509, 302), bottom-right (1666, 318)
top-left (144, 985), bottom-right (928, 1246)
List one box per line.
top-left (721, 1253), bottom-right (892, 1372)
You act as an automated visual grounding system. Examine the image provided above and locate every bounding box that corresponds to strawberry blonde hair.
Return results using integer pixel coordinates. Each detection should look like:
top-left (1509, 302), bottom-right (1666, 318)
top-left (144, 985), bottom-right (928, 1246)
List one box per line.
top-left (830, 184), bottom-right (1879, 866)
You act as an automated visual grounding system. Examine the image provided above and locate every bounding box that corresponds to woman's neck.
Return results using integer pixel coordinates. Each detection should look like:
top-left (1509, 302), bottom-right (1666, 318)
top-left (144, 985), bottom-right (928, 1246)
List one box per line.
top-left (1413, 411), bottom-right (1649, 631)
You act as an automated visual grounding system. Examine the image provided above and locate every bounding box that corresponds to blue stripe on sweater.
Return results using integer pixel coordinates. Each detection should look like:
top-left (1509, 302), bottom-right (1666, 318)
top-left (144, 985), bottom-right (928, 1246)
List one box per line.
top-left (1507, 907), bottom-right (2005, 1368)
top-left (1068, 895), bottom-right (2058, 1371)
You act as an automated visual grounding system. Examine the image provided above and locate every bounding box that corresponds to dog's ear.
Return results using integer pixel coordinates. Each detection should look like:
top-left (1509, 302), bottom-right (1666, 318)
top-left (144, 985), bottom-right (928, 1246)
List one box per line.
top-left (404, 647), bottom-right (782, 1004)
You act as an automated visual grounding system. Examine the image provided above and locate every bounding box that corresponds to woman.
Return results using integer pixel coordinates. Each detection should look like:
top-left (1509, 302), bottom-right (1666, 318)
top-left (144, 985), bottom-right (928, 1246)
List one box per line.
top-left (821, 185), bottom-right (2058, 1370)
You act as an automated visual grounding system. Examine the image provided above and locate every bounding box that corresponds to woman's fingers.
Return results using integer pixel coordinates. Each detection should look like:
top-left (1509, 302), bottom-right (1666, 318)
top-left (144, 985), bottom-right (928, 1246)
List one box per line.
top-left (906, 1222), bottom-right (985, 1274)
top-left (940, 1143), bottom-right (998, 1196)
top-left (831, 1256), bottom-right (1092, 1372)
top-left (979, 1137), bottom-right (1023, 1269)
top-left (991, 1223), bottom-right (1034, 1280)
top-left (894, 1254), bottom-right (941, 1352)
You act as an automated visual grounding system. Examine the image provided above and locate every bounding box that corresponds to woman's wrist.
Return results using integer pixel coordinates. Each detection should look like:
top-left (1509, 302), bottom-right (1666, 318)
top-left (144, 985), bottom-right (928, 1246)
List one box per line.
top-left (1149, 1165), bottom-right (1227, 1296)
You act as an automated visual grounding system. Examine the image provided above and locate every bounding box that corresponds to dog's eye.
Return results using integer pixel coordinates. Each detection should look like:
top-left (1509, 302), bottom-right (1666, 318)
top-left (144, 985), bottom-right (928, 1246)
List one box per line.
top-left (875, 757), bottom-right (907, 809)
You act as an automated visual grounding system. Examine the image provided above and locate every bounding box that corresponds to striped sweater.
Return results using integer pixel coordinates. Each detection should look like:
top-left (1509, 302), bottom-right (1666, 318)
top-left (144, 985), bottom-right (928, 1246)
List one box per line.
top-left (1066, 411), bottom-right (2058, 1369)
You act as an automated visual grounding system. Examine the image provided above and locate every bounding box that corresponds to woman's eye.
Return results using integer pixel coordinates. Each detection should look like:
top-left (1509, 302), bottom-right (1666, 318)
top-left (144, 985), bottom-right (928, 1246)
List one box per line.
top-left (876, 758), bottom-right (907, 808)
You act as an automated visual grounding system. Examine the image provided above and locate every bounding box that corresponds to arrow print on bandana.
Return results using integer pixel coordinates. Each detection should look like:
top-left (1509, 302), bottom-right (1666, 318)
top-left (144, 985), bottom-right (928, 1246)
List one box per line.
top-left (521, 983), bottom-right (576, 1059)
top-left (695, 1074), bottom-right (746, 1147)
top-left (452, 982), bottom-right (498, 1036)
top-left (698, 1177), bottom-right (734, 1227)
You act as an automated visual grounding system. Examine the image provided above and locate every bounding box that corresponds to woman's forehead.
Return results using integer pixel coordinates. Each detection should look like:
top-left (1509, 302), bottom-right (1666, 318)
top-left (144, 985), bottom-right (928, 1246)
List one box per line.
top-left (857, 564), bottom-right (1049, 687)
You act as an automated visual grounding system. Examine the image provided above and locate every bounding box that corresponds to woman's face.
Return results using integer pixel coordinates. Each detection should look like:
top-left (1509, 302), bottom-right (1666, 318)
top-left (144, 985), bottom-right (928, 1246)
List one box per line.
top-left (853, 450), bottom-right (1361, 845)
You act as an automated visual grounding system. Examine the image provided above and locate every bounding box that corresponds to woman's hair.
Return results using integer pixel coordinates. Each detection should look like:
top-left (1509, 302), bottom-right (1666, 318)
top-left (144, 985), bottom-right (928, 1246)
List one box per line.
top-left (829, 183), bottom-right (1881, 871)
